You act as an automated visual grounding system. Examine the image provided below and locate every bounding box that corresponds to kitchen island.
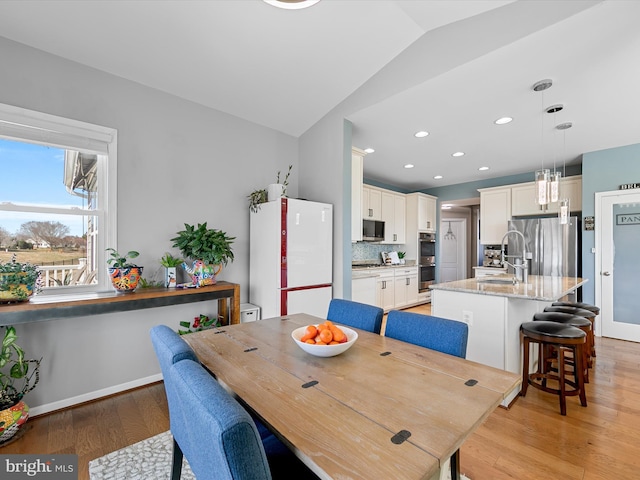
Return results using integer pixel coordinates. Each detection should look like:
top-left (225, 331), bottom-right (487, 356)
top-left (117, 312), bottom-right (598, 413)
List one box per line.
top-left (430, 275), bottom-right (587, 407)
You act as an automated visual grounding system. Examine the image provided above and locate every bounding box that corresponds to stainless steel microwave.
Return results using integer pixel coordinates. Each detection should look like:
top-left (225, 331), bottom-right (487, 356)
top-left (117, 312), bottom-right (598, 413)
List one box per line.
top-left (362, 219), bottom-right (385, 242)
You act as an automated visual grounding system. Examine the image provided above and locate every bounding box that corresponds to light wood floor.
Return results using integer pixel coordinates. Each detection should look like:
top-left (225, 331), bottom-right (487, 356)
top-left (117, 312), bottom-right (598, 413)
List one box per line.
top-left (4, 304), bottom-right (640, 480)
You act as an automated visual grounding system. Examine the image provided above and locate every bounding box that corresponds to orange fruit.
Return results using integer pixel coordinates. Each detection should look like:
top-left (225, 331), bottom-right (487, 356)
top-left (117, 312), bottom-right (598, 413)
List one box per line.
top-left (305, 339), bottom-right (315, 344)
top-left (300, 325), bottom-right (318, 342)
top-left (330, 325), bottom-right (345, 343)
top-left (319, 329), bottom-right (333, 344)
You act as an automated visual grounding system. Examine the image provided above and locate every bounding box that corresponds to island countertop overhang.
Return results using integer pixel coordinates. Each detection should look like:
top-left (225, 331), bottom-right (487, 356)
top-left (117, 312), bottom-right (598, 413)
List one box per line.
top-left (429, 275), bottom-right (588, 302)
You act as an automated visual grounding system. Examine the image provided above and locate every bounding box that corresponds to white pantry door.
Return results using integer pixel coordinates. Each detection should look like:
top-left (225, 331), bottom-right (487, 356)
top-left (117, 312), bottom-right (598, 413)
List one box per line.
top-left (596, 190), bottom-right (640, 342)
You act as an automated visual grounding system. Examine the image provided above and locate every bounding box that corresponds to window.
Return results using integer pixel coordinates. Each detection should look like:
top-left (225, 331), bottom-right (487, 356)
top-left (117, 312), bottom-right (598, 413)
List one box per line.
top-left (0, 103), bottom-right (117, 296)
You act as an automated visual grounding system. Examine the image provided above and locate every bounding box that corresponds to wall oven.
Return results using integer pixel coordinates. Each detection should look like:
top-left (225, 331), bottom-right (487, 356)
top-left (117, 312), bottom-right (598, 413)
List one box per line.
top-left (418, 232), bottom-right (436, 294)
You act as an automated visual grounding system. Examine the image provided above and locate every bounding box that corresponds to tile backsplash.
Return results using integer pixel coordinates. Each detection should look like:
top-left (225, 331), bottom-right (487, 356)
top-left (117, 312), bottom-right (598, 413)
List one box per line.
top-left (352, 243), bottom-right (405, 262)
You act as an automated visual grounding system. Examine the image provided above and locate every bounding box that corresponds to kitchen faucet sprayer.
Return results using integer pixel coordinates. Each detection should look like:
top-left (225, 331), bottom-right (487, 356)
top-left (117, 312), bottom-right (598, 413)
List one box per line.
top-left (501, 230), bottom-right (528, 284)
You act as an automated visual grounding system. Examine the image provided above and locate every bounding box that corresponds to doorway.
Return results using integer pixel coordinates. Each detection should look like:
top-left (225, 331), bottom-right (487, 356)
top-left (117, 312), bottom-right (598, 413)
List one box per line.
top-left (596, 189), bottom-right (640, 342)
top-left (439, 218), bottom-right (466, 282)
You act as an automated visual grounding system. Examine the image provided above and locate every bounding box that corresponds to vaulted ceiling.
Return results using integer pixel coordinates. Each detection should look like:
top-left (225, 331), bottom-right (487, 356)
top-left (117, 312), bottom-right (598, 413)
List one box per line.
top-left (0, 0), bottom-right (637, 191)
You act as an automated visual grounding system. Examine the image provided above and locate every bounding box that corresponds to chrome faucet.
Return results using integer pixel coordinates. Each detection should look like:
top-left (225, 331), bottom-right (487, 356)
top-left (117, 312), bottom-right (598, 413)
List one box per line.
top-left (501, 230), bottom-right (528, 284)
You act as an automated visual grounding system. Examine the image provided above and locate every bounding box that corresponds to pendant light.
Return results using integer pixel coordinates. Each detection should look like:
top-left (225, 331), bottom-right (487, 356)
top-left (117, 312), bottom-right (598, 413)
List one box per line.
top-left (444, 221), bottom-right (456, 240)
top-left (533, 79), bottom-right (553, 206)
top-left (547, 103), bottom-right (564, 203)
top-left (557, 122), bottom-right (573, 224)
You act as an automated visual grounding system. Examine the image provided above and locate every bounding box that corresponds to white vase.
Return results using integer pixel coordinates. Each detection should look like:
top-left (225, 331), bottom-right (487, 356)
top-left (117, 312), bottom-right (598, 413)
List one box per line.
top-left (165, 267), bottom-right (177, 288)
top-left (267, 183), bottom-right (285, 201)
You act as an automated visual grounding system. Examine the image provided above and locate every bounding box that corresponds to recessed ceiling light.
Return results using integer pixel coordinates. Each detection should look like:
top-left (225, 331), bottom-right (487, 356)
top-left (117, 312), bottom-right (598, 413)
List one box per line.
top-left (441, 205), bottom-right (452, 210)
top-left (434, 175), bottom-right (443, 179)
top-left (452, 152), bottom-right (465, 157)
top-left (441, 204), bottom-right (454, 208)
top-left (478, 166), bottom-right (489, 171)
top-left (404, 164), bottom-right (414, 169)
top-left (263, 0), bottom-right (321, 9)
top-left (414, 131), bottom-right (429, 138)
top-left (494, 117), bottom-right (513, 125)
top-left (364, 148), bottom-right (375, 153)
top-left (545, 104), bottom-right (563, 114)
top-left (556, 122), bottom-right (573, 130)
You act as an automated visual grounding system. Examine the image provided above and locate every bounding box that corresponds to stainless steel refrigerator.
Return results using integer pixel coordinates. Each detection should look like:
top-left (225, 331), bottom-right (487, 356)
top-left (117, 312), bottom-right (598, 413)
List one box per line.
top-left (508, 216), bottom-right (581, 300)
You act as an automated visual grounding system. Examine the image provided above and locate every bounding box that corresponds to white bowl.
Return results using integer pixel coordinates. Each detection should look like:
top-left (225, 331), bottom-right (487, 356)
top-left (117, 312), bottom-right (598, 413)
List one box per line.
top-left (291, 325), bottom-right (358, 357)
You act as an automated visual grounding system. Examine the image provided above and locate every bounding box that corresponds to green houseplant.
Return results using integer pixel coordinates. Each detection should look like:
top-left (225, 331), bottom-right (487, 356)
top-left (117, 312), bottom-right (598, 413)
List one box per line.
top-left (0, 326), bottom-right (40, 445)
top-left (0, 254), bottom-right (41, 303)
top-left (248, 165), bottom-right (293, 212)
top-left (159, 252), bottom-right (183, 288)
top-left (105, 248), bottom-right (144, 292)
top-left (171, 223), bottom-right (235, 286)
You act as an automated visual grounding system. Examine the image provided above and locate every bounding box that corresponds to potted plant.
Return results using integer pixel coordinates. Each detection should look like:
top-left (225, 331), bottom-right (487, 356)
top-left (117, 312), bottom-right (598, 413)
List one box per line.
top-left (248, 165), bottom-right (293, 212)
top-left (0, 326), bottom-right (40, 445)
top-left (160, 252), bottom-right (183, 288)
top-left (106, 248), bottom-right (144, 293)
top-left (171, 223), bottom-right (235, 286)
top-left (0, 254), bottom-right (41, 304)
top-left (397, 251), bottom-right (406, 265)
top-left (248, 188), bottom-right (268, 213)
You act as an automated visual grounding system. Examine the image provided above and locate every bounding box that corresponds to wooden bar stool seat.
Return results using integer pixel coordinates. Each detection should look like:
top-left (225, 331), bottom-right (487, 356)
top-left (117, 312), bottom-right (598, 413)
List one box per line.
top-left (533, 312), bottom-right (592, 383)
top-left (520, 321), bottom-right (587, 416)
top-left (544, 305), bottom-right (597, 366)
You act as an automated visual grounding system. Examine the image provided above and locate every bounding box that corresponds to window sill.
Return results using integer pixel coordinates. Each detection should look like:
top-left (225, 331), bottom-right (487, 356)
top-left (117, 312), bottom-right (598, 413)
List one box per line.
top-left (0, 282), bottom-right (240, 326)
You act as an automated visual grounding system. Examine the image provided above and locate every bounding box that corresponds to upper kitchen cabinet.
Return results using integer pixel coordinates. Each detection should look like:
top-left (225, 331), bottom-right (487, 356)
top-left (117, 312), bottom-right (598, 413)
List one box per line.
top-left (351, 147), bottom-right (365, 242)
top-left (511, 175), bottom-right (582, 217)
top-left (479, 185), bottom-right (512, 245)
top-left (381, 190), bottom-right (406, 244)
top-left (406, 193), bottom-right (437, 232)
top-left (362, 186), bottom-right (382, 221)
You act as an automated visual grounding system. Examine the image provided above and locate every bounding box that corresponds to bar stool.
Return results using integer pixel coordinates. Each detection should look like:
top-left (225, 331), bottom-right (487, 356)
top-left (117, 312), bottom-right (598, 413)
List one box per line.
top-left (533, 312), bottom-right (592, 383)
top-left (520, 321), bottom-right (587, 416)
top-left (544, 305), bottom-right (597, 367)
top-left (551, 301), bottom-right (600, 360)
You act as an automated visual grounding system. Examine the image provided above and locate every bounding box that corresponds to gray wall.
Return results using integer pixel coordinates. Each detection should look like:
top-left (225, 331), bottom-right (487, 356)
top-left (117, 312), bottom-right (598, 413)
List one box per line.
top-left (581, 143), bottom-right (640, 304)
top-left (0, 36), bottom-right (299, 414)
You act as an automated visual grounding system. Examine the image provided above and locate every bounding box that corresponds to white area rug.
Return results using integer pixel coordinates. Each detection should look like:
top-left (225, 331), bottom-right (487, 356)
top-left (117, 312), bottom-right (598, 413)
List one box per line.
top-left (89, 431), bottom-right (194, 480)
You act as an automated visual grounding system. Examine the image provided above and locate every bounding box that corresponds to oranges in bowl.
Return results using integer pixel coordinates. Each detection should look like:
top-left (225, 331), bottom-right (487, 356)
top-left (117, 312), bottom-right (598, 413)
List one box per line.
top-left (291, 321), bottom-right (358, 357)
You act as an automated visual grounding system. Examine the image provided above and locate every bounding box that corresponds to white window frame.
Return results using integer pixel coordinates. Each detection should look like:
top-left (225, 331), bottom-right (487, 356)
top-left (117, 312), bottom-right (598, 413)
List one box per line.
top-left (0, 103), bottom-right (117, 296)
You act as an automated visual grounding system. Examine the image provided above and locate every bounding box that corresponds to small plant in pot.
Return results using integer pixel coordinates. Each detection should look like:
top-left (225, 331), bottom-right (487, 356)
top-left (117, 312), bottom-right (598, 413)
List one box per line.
top-left (106, 248), bottom-right (143, 293)
top-left (0, 326), bottom-right (41, 445)
top-left (0, 254), bottom-right (41, 304)
top-left (171, 223), bottom-right (235, 287)
top-left (160, 252), bottom-right (183, 288)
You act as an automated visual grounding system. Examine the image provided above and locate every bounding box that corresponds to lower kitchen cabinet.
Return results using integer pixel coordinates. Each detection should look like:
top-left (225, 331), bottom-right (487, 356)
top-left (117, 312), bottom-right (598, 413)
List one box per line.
top-left (352, 266), bottom-right (421, 312)
top-left (376, 270), bottom-right (396, 311)
top-left (393, 267), bottom-right (418, 308)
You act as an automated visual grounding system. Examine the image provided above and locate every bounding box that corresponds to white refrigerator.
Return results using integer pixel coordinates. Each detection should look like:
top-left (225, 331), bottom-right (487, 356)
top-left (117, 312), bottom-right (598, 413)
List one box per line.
top-left (250, 198), bottom-right (333, 320)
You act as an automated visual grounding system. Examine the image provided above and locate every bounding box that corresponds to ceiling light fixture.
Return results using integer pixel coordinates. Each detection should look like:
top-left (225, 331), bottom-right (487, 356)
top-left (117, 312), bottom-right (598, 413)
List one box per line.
top-left (452, 152), bottom-right (465, 157)
top-left (434, 175), bottom-right (443, 179)
top-left (404, 164), bottom-right (414, 169)
top-left (546, 104), bottom-right (564, 114)
top-left (364, 147), bottom-right (375, 153)
top-left (414, 131), bottom-right (429, 138)
top-left (533, 79), bottom-right (553, 206)
top-left (557, 122), bottom-right (573, 224)
top-left (263, 0), bottom-right (321, 9)
top-left (478, 166), bottom-right (489, 171)
top-left (494, 117), bottom-right (513, 125)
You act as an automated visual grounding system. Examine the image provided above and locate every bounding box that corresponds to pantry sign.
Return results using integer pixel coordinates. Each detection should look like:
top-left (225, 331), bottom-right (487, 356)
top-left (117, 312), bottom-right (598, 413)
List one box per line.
top-left (616, 213), bottom-right (640, 225)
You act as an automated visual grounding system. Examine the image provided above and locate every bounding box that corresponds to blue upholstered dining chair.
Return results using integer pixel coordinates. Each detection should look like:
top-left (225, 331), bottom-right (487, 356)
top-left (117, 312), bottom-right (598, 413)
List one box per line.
top-left (166, 359), bottom-right (273, 480)
top-left (150, 325), bottom-right (318, 480)
top-left (385, 310), bottom-right (469, 358)
top-left (326, 298), bottom-right (384, 334)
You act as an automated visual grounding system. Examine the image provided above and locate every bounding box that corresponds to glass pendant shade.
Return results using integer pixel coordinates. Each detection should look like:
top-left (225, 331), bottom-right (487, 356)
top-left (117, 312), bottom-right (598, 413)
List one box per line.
top-left (535, 169), bottom-right (550, 205)
top-left (559, 198), bottom-right (570, 224)
top-left (549, 171), bottom-right (561, 203)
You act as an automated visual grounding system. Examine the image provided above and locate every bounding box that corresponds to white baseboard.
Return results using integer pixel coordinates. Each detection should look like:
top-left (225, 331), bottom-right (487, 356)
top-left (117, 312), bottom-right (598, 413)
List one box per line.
top-left (29, 373), bottom-right (163, 417)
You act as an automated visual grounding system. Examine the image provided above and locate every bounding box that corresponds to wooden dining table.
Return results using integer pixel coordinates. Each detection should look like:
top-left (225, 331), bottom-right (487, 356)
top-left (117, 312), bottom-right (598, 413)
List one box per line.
top-left (184, 313), bottom-right (520, 480)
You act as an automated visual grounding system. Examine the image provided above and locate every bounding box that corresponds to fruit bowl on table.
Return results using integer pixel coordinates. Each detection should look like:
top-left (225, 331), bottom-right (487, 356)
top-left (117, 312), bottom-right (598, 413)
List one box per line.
top-left (291, 325), bottom-right (358, 357)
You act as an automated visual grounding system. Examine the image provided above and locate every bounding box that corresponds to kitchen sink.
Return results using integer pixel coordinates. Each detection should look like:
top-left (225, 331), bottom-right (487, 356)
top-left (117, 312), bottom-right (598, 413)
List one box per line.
top-left (477, 277), bottom-right (518, 285)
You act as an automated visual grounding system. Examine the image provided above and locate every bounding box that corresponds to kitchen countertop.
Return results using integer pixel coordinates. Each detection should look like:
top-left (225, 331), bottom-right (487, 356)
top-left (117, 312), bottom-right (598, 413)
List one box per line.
top-left (352, 261), bottom-right (417, 279)
top-left (429, 274), bottom-right (587, 301)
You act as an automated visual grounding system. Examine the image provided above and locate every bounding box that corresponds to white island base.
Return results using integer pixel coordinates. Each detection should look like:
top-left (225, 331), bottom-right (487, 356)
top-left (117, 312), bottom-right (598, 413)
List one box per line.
top-left (431, 275), bottom-right (587, 407)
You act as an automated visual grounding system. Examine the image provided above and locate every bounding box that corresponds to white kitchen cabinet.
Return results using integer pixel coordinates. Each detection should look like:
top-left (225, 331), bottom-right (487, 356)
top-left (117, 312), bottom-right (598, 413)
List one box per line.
top-left (375, 269), bottom-right (395, 311)
top-left (352, 275), bottom-right (376, 306)
top-left (479, 186), bottom-right (512, 245)
top-left (351, 147), bottom-right (365, 242)
top-left (394, 266), bottom-right (418, 308)
top-left (419, 194), bottom-right (437, 232)
top-left (362, 186), bottom-right (382, 220)
top-left (511, 175), bottom-right (582, 217)
top-left (381, 191), bottom-right (406, 244)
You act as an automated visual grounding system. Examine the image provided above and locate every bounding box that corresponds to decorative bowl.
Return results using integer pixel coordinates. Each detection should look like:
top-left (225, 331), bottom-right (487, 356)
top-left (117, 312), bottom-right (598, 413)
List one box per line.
top-left (291, 325), bottom-right (358, 357)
